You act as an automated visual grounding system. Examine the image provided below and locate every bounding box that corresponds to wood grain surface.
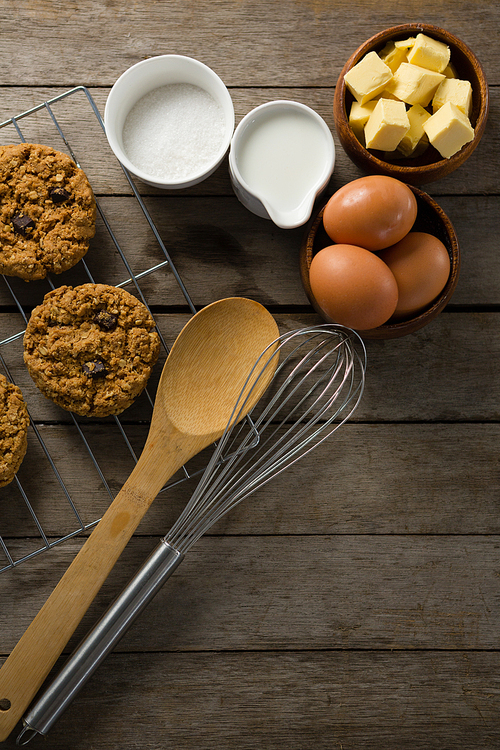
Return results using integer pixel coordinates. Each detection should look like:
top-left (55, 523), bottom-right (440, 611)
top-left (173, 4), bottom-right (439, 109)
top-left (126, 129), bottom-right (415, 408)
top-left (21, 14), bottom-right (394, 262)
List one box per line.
top-left (0, 1), bottom-right (499, 748)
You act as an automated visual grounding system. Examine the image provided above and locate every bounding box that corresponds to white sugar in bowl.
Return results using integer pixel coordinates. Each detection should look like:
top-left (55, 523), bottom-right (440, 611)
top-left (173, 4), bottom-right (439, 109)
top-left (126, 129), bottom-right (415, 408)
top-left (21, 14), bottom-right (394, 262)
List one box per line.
top-left (104, 55), bottom-right (235, 189)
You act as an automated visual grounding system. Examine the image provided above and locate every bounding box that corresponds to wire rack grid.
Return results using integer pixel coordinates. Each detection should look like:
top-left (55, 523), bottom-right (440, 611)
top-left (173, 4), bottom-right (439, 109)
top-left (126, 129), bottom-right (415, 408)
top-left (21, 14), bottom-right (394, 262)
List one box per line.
top-left (0, 86), bottom-right (218, 573)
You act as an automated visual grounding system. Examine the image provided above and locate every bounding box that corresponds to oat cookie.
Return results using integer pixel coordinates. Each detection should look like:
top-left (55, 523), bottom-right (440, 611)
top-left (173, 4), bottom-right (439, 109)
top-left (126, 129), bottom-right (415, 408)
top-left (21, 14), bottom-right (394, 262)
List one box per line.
top-left (0, 143), bottom-right (96, 281)
top-left (24, 284), bottom-right (160, 417)
top-left (0, 373), bottom-right (29, 487)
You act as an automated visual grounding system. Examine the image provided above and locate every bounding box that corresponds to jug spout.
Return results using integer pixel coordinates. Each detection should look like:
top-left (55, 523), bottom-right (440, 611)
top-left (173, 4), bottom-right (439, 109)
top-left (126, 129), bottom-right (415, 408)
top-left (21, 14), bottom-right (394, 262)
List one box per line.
top-left (265, 193), bottom-right (317, 230)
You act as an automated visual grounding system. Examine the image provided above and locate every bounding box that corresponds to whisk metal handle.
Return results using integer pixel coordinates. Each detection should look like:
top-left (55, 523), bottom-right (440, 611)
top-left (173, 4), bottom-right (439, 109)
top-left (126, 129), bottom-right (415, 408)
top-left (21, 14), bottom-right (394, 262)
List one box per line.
top-left (18, 540), bottom-right (183, 745)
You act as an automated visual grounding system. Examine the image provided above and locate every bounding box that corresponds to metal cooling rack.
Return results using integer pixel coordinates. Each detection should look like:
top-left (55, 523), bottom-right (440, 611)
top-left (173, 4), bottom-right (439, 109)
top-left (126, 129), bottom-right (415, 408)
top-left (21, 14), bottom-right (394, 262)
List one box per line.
top-left (0, 86), bottom-right (217, 573)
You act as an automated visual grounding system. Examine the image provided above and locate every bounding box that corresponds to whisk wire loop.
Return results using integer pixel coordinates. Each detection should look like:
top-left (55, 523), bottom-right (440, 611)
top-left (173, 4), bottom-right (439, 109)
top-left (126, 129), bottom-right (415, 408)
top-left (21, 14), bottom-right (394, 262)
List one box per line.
top-left (166, 324), bottom-right (366, 553)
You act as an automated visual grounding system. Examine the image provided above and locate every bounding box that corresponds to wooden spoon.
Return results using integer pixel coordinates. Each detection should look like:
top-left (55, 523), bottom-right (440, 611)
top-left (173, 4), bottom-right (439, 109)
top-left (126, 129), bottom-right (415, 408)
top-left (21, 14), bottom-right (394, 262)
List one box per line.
top-left (0, 296), bottom-right (279, 741)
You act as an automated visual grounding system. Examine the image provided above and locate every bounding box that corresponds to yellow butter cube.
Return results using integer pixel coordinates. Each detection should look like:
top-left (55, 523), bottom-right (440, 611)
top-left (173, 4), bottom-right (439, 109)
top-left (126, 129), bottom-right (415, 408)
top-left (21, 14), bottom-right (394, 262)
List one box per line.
top-left (432, 77), bottom-right (472, 116)
top-left (397, 104), bottom-right (431, 156)
top-left (423, 101), bottom-right (475, 158)
top-left (349, 100), bottom-right (378, 142)
top-left (379, 41), bottom-right (409, 73)
top-left (443, 63), bottom-right (457, 79)
top-left (364, 98), bottom-right (410, 151)
top-left (394, 36), bottom-right (416, 50)
top-left (407, 32), bottom-right (451, 73)
top-left (386, 62), bottom-right (445, 107)
top-left (384, 139), bottom-right (429, 160)
top-left (344, 51), bottom-right (393, 105)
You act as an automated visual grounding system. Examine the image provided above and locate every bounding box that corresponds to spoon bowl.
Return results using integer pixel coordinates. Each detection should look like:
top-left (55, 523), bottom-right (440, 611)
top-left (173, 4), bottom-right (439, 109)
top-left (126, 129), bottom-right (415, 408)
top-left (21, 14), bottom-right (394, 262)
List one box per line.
top-left (0, 296), bottom-right (279, 742)
top-left (158, 297), bottom-right (278, 436)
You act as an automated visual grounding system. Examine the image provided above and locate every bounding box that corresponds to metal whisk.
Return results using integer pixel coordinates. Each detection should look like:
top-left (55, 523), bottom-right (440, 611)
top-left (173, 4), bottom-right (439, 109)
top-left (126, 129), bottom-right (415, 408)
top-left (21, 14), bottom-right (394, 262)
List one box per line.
top-left (18, 324), bottom-right (366, 745)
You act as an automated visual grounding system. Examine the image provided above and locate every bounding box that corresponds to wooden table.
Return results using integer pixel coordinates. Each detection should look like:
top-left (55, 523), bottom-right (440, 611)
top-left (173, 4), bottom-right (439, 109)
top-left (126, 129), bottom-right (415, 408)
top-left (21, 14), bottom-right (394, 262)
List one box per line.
top-left (1, 1), bottom-right (499, 748)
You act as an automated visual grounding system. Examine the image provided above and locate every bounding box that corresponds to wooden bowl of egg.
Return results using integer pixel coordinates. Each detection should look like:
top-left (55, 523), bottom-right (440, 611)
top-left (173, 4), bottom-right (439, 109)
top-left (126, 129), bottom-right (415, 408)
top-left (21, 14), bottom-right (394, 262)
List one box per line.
top-left (299, 175), bottom-right (460, 340)
top-left (333, 23), bottom-right (489, 185)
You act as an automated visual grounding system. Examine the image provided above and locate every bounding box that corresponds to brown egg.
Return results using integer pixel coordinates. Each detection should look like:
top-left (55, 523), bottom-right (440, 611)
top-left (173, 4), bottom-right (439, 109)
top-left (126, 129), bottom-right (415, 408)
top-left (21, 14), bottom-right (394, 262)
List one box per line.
top-left (378, 231), bottom-right (451, 319)
top-left (309, 243), bottom-right (399, 330)
top-left (323, 175), bottom-right (418, 251)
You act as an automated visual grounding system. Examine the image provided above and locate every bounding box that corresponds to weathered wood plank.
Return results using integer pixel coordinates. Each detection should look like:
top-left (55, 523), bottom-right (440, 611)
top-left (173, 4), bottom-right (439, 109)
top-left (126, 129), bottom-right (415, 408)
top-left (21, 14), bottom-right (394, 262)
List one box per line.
top-left (0, 186), bottom-right (498, 311)
top-left (2, 650), bottom-right (499, 749)
top-left (2, 535), bottom-right (500, 653)
top-left (1, 313), bottom-right (499, 424)
top-left (1, 423), bottom-right (499, 545)
top-left (1, 0), bottom-right (498, 86)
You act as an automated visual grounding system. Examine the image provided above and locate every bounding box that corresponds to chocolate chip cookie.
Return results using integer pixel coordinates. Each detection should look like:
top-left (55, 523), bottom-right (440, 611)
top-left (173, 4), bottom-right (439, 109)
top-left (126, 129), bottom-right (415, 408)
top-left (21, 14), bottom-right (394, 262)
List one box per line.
top-left (24, 283), bottom-right (161, 417)
top-left (0, 373), bottom-right (29, 487)
top-left (0, 143), bottom-right (96, 281)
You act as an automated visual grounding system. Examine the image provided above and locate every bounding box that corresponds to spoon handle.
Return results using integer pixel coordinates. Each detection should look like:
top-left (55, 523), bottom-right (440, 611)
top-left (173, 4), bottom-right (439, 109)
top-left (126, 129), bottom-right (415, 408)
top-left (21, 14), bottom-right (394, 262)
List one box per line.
top-left (18, 540), bottom-right (183, 744)
top-left (0, 432), bottom-right (190, 742)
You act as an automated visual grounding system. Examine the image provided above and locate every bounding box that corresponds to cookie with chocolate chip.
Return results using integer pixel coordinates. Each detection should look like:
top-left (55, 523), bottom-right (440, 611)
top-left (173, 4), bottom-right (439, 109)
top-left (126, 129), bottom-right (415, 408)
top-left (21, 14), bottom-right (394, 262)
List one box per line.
top-left (0, 373), bottom-right (29, 487)
top-left (24, 284), bottom-right (160, 417)
top-left (0, 143), bottom-right (96, 281)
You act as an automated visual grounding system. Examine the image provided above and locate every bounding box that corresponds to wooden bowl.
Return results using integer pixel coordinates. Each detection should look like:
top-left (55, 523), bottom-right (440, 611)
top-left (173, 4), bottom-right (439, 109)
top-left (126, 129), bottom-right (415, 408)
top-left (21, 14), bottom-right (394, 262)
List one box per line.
top-left (333, 23), bottom-right (489, 185)
top-left (299, 185), bottom-right (460, 339)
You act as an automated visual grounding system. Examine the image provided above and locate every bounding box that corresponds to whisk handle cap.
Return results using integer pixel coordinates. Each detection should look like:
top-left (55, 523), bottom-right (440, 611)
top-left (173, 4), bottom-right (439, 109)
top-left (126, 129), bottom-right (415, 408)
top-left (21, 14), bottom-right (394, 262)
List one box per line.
top-left (18, 540), bottom-right (183, 743)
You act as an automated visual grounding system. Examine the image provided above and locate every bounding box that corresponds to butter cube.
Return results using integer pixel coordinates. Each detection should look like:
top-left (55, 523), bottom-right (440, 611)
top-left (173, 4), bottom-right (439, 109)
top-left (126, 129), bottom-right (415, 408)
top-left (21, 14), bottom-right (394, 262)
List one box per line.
top-left (364, 98), bottom-right (410, 151)
top-left (432, 77), bottom-right (472, 116)
top-left (344, 51), bottom-right (393, 104)
top-left (443, 63), bottom-right (457, 79)
top-left (394, 36), bottom-right (416, 50)
top-left (349, 100), bottom-right (378, 142)
top-left (397, 104), bottom-right (431, 156)
top-left (407, 32), bottom-right (451, 73)
top-left (384, 139), bottom-right (429, 160)
top-left (423, 101), bottom-right (475, 158)
top-left (379, 41), bottom-right (409, 73)
top-left (386, 62), bottom-right (445, 106)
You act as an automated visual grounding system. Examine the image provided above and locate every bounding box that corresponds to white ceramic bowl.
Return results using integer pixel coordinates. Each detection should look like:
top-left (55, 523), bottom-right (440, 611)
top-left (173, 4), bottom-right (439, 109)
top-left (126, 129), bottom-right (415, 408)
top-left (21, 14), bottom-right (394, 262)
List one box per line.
top-left (229, 100), bottom-right (335, 229)
top-left (104, 55), bottom-right (235, 189)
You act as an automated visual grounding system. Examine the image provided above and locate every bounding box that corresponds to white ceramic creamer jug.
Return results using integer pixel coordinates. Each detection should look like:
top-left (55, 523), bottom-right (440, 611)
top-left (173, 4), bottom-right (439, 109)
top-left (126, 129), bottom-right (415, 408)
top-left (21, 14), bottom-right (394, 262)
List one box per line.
top-left (229, 100), bottom-right (335, 229)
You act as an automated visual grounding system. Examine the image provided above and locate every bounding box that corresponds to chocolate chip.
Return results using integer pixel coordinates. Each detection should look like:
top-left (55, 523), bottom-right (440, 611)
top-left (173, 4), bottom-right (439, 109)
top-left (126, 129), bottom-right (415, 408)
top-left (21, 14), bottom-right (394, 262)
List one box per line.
top-left (82, 359), bottom-right (107, 378)
top-left (48, 187), bottom-right (71, 204)
top-left (12, 213), bottom-right (35, 236)
top-left (93, 309), bottom-right (118, 331)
